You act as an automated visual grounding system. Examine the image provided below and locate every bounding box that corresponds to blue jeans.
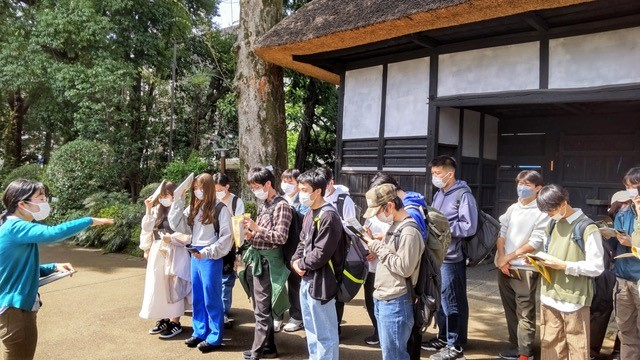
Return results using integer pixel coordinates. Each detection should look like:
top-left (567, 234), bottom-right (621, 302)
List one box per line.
top-left (221, 272), bottom-right (236, 315)
top-left (299, 280), bottom-right (339, 360)
top-left (375, 292), bottom-right (414, 360)
top-left (191, 249), bottom-right (224, 345)
top-left (437, 260), bottom-right (469, 347)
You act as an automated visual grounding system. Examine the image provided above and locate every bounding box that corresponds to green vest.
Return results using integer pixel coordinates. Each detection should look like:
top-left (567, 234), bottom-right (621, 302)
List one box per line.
top-left (540, 213), bottom-right (599, 307)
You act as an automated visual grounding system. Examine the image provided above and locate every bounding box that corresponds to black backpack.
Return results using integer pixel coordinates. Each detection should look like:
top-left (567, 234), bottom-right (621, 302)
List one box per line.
top-left (267, 196), bottom-right (304, 263)
top-left (453, 189), bottom-right (500, 266)
top-left (336, 193), bottom-right (363, 221)
top-left (222, 197), bottom-right (240, 275)
top-left (391, 220), bottom-right (440, 331)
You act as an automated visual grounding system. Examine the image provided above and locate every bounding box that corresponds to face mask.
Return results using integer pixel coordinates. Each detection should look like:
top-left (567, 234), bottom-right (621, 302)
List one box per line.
top-left (432, 173), bottom-right (450, 189)
top-left (158, 198), bottom-right (173, 207)
top-left (376, 206), bottom-right (393, 224)
top-left (299, 191), bottom-right (314, 207)
top-left (215, 191), bottom-right (227, 200)
top-left (25, 202), bottom-right (51, 221)
top-left (253, 187), bottom-right (269, 201)
top-left (517, 185), bottom-right (535, 199)
top-left (627, 188), bottom-right (638, 198)
top-left (194, 189), bottom-right (205, 200)
top-left (281, 182), bottom-right (296, 195)
top-left (550, 204), bottom-right (567, 221)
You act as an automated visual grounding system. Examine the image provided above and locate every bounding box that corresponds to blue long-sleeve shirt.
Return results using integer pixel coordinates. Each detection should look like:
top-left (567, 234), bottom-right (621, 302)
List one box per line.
top-left (0, 216), bottom-right (93, 311)
top-left (614, 207), bottom-right (640, 282)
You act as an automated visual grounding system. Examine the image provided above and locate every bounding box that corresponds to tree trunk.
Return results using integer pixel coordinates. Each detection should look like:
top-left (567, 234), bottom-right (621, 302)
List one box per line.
top-left (43, 129), bottom-right (53, 165)
top-left (4, 90), bottom-right (28, 170)
top-left (234, 0), bottom-right (287, 179)
top-left (294, 78), bottom-right (319, 171)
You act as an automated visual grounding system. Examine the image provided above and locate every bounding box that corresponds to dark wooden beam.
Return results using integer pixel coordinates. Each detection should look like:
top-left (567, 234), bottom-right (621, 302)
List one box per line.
top-left (524, 13), bottom-right (549, 33)
top-left (377, 65), bottom-right (388, 170)
top-left (335, 72), bottom-right (346, 178)
top-left (410, 35), bottom-right (439, 49)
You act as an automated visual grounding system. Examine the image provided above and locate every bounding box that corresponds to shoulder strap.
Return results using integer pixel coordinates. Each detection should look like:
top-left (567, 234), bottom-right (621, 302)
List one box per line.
top-left (454, 188), bottom-right (471, 206)
top-left (392, 220), bottom-right (421, 250)
top-left (572, 218), bottom-right (596, 252)
top-left (267, 196), bottom-right (288, 228)
top-left (213, 201), bottom-right (226, 234)
top-left (404, 204), bottom-right (427, 220)
top-left (544, 219), bottom-right (557, 253)
top-left (232, 196), bottom-right (239, 214)
top-left (337, 193), bottom-right (348, 219)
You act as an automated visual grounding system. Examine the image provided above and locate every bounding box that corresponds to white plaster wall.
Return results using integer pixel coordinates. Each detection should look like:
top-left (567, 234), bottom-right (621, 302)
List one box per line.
top-left (384, 57), bottom-right (430, 137)
top-left (438, 107), bottom-right (460, 145)
top-left (484, 115), bottom-right (499, 160)
top-left (342, 66), bottom-right (383, 139)
top-left (549, 27), bottom-right (640, 89)
top-left (438, 42), bottom-right (540, 96)
top-left (462, 110), bottom-right (481, 158)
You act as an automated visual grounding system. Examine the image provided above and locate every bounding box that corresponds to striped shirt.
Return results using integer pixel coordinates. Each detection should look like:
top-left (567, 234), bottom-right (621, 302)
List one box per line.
top-left (250, 196), bottom-right (292, 250)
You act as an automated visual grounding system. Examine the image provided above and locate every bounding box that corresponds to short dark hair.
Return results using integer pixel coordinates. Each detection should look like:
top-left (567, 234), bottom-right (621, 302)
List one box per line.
top-left (429, 155), bottom-right (457, 170)
top-left (623, 167), bottom-right (640, 187)
top-left (516, 170), bottom-right (543, 187)
top-left (391, 196), bottom-right (404, 210)
top-left (297, 168), bottom-right (329, 197)
top-left (212, 172), bottom-right (230, 186)
top-left (282, 168), bottom-right (301, 181)
top-left (537, 184), bottom-right (570, 212)
top-left (316, 166), bottom-right (334, 181)
top-left (369, 172), bottom-right (403, 191)
top-left (246, 167), bottom-right (275, 186)
top-left (1, 179), bottom-right (48, 223)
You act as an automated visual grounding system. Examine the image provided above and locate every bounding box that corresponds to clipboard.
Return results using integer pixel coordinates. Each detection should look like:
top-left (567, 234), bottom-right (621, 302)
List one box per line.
top-left (149, 180), bottom-right (166, 204)
top-left (39, 270), bottom-right (76, 287)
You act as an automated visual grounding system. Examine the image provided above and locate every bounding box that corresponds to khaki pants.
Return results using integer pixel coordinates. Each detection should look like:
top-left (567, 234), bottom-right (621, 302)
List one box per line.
top-left (0, 308), bottom-right (38, 360)
top-left (498, 270), bottom-right (538, 357)
top-left (540, 304), bottom-right (590, 360)
top-left (615, 278), bottom-right (640, 360)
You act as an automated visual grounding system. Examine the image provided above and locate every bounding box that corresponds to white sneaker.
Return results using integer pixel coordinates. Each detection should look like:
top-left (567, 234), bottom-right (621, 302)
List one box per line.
top-left (273, 319), bottom-right (284, 333)
top-left (283, 319), bottom-right (304, 332)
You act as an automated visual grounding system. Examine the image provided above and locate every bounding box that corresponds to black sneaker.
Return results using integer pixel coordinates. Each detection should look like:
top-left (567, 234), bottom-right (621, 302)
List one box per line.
top-left (243, 349), bottom-right (279, 359)
top-left (499, 348), bottom-right (519, 360)
top-left (429, 346), bottom-right (464, 360)
top-left (197, 341), bottom-right (223, 353)
top-left (422, 338), bottom-right (448, 351)
top-left (159, 322), bottom-right (182, 339)
top-left (364, 334), bottom-right (379, 346)
top-left (185, 336), bottom-right (204, 348)
top-left (149, 319), bottom-right (169, 335)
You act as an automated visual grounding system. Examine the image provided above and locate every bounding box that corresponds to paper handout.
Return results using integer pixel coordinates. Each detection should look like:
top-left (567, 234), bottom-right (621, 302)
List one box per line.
top-left (614, 246), bottom-right (639, 259)
top-left (525, 253), bottom-right (552, 284)
top-left (232, 214), bottom-right (248, 248)
top-left (149, 180), bottom-right (166, 204)
top-left (174, 173), bottom-right (194, 199)
top-left (39, 270), bottom-right (76, 287)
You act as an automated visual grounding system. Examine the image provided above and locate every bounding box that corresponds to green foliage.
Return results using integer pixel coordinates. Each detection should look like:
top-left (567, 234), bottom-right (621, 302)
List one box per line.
top-left (138, 183), bottom-right (161, 204)
top-left (72, 191), bottom-right (143, 253)
top-left (244, 201), bottom-right (258, 220)
top-left (45, 140), bottom-right (119, 215)
top-left (2, 164), bottom-right (44, 189)
top-left (163, 152), bottom-right (214, 183)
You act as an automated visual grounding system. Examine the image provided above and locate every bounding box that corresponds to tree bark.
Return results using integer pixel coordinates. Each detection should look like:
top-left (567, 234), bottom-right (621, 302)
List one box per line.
top-left (4, 90), bottom-right (28, 170)
top-left (294, 78), bottom-right (319, 171)
top-left (234, 0), bottom-right (287, 179)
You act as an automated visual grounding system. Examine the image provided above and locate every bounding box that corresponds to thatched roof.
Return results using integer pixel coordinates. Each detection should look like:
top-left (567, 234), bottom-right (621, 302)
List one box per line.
top-left (255, 0), bottom-right (594, 84)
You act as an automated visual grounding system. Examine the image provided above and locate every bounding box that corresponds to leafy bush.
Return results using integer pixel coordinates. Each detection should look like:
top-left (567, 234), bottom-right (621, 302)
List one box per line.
top-left (2, 164), bottom-right (45, 189)
top-left (71, 191), bottom-right (143, 253)
top-left (244, 201), bottom-right (258, 220)
top-left (163, 152), bottom-right (213, 183)
top-left (45, 140), bottom-right (120, 216)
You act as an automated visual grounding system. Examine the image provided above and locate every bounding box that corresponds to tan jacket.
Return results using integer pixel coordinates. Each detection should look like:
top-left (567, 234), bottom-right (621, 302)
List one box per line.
top-left (368, 218), bottom-right (424, 301)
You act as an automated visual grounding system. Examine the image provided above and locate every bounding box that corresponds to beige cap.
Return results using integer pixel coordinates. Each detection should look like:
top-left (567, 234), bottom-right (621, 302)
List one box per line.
top-left (363, 184), bottom-right (397, 219)
top-left (611, 190), bottom-right (631, 205)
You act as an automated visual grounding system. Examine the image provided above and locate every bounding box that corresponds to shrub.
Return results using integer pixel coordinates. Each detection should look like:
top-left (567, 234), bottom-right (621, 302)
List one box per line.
top-left (244, 201), bottom-right (258, 220)
top-left (2, 164), bottom-right (45, 189)
top-left (45, 140), bottom-right (120, 217)
top-left (163, 152), bottom-right (213, 183)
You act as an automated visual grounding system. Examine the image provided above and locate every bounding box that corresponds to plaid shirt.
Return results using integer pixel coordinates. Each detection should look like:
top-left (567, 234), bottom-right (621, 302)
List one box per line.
top-left (250, 196), bottom-right (292, 250)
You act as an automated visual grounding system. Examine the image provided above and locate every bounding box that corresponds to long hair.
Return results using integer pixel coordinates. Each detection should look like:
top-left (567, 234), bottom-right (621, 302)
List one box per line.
top-left (154, 181), bottom-right (176, 229)
top-left (188, 173), bottom-right (218, 228)
top-left (1, 179), bottom-right (48, 224)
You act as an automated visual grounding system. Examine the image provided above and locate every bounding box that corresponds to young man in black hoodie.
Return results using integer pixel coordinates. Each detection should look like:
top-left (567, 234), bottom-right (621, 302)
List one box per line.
top-left (291, 168), bottom-right (345, 360)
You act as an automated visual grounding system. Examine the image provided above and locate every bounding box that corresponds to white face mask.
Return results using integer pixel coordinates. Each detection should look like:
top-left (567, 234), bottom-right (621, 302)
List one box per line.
top-left (627, 188), bottom-right (638, 198)
top-left (550, 204), bottom-right (567, 221)
top-left (376, 206), bottom-right (393, 224)
top-left (432, 173), bottom-right (451, 189)
top-left (193, 189), bottom-right (205, 200)
top-left (299, 191), bottom-right (314, 207)
top-left (215, 190), bottom-right (227, 200)
top-left (158, 198), bottom-right (173, 207)
top-left (25, 202), bottom-right (51, 221)
top-left (253, 187), bottom-right (269, 201)
top-left (281, 182), bottom-right (297, 195)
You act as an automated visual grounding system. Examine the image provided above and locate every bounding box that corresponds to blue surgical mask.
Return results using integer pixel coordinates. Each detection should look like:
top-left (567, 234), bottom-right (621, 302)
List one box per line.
top-left (517, 185), bottom-right (535, 199)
